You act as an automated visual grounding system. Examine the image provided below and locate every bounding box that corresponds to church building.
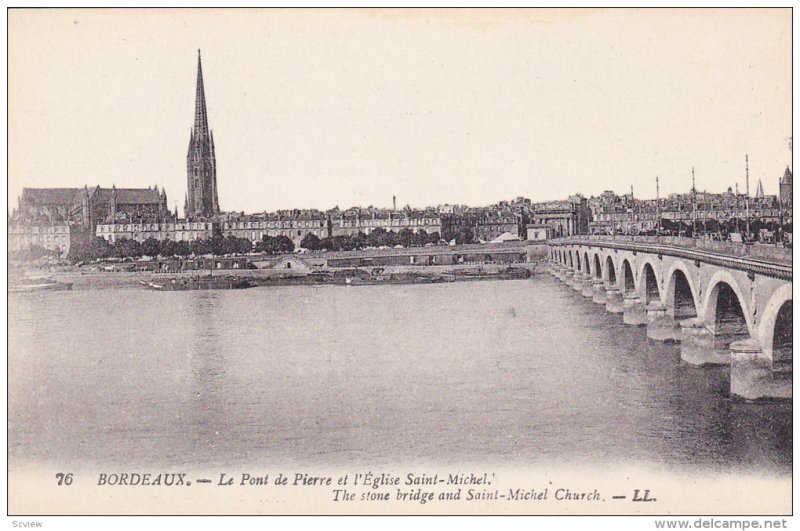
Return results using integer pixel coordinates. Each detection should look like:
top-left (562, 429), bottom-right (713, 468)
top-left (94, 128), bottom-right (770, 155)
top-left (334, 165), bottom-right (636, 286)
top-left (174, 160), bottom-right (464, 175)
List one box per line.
top-left (184, 50), bottom-right (220, 219)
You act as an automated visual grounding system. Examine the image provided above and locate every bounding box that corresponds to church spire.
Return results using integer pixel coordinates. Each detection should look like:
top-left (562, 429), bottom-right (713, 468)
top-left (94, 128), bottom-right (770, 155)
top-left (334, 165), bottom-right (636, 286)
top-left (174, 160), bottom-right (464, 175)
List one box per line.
top-left (186, 49), bottom-right (219, 219)
top-left (194, 49), bottom-right (210, 140)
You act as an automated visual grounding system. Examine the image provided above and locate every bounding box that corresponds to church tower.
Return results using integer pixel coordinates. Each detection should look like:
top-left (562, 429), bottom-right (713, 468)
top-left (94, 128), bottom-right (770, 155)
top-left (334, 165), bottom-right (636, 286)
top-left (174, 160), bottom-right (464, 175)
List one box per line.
top-left (186, 50), bottom-right (219, 219)
top-left (779, 166), bottom-right (792, 207)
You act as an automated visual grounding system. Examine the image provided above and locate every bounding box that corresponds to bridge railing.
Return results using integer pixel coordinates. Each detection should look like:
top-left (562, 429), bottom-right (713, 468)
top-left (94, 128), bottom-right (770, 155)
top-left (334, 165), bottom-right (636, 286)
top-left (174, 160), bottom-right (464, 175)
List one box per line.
top-left (551, 235), bottom-right (792, 265)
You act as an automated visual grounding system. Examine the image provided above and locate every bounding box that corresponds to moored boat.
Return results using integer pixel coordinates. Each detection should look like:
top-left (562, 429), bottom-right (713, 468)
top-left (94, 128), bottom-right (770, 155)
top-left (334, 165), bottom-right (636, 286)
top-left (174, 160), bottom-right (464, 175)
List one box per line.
top-left (9, 278), bottom-right (73, 292)
top-left (141, 275), bottom-right (253, 291)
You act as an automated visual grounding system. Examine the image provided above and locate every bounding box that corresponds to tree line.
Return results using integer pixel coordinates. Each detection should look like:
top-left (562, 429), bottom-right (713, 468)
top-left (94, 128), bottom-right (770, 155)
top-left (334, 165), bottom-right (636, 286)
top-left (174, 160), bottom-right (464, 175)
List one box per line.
top-left (66, 233), bottom-right (297, 263)
top-left (64, 227), bottom-right (451, 263)
top-left (300, 227), bottom-right (444, 251)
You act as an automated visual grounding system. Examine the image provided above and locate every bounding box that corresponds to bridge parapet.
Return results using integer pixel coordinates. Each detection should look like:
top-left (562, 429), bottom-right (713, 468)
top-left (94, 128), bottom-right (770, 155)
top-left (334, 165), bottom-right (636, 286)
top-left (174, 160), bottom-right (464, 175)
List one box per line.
top-left (551, 235), bottom-right (791, 264)
top-left (550, 236), bottom-right (791, 280)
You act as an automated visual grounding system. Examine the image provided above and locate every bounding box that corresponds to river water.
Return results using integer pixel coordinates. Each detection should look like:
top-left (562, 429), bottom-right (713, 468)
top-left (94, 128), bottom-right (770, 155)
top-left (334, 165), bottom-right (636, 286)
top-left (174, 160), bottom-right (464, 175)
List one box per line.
top-left (8, 276), bottom-right (792, 475)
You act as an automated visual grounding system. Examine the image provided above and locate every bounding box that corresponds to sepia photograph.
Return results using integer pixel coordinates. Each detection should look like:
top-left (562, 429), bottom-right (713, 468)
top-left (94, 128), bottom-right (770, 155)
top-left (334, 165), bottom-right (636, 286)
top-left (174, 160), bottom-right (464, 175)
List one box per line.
top-left (6, 7), bottom-right (793, 523)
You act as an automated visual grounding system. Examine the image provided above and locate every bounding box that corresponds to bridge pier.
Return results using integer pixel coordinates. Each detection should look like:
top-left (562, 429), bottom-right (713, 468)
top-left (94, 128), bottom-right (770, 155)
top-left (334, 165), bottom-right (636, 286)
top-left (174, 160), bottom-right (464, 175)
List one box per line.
top-left (646, 302), bottom-right (680, 342)
top-left (730, 340), bottom-right (792, 400)
top-left (678, 318), bottom-right (729, 366)
top-left (622, 293), bottom-right (648, 326)
top-left (605, 286), bottom-right (623, 313)
top-left (572, 271), bottom-right (585, 293)
top-left (551, 238), bottom-right (791, 400)
top-left (581, 275), bottom-right (594, 298)
top-left (591, 279), bottom-right (606, 304)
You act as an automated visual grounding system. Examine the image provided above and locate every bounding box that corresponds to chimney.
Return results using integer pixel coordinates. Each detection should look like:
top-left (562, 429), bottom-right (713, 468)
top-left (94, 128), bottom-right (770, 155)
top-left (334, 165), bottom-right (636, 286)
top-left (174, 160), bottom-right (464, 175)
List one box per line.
top-left (393, 195), bottom-right (397, 212)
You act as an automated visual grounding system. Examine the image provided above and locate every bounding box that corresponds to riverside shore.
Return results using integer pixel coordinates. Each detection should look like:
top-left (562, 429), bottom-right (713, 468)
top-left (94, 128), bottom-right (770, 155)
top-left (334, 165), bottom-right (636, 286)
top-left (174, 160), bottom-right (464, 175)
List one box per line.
top-left (15, 261), bottom-right (540, 291)
top-left (12, 243), bottom-right (549, 291)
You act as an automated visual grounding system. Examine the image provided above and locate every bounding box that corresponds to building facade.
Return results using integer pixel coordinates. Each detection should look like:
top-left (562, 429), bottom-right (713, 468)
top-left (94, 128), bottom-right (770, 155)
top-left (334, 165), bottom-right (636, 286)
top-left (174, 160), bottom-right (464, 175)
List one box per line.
top-left (530, 197), bottom-right (590, 237)
top-left (222, 210), bottom-right (332, 247)
top-left (331, 208), bottom-right (443, 238)
top-left (474, 212), bottom-right (521, 242)
top-left (8, 222), bottom-right (83, 257)
top-left (526, 223), bottom-right (554, 241)
top-left (96, 220), bottom-right (216, 243)
top-left (10, 185), bottom-right (172, 257)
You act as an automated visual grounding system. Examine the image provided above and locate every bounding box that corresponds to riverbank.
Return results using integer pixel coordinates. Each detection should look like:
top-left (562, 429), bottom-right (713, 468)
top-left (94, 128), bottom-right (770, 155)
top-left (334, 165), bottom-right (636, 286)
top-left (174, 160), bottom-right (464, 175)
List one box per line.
top-left (19, 261), bottom-right (541, 291)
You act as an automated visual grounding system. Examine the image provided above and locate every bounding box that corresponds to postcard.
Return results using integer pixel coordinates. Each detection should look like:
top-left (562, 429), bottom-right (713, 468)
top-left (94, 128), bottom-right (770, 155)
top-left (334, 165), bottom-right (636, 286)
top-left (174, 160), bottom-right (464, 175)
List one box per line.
top-left (7, 7), bottom-right (792, 518)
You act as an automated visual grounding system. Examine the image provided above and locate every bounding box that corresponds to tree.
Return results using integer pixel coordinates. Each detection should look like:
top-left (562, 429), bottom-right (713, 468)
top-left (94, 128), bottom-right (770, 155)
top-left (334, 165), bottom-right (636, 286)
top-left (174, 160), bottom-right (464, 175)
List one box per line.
top-left (339, 235), bottom-right (357, 251)
top-left (174, 240), bottom-right (192, 257)
top-left (210, 233), bottom-right (225, 256)
top-left (191, 238), bottom-right (210, 256)
top-left (300, 233), bottom-right (322, 251)
top-left (411, 230), bottom-right (430, 246)
top-left (427, 232), bottom-right (441, 244)
top-left (257, 235), bottom-right (295, 254)
top-left (67, 236), bottom-right (112, 263)
top-left (114, 237), bottom-right (142, 258)
top-left (160, 239), bottom-right (178, 257)
top-left (274, 235), bottom-right (295, 253)
top-left (142, 237), bottom-right (161, 257)
top-left (384, 230), bottom-right (398, 247)
top-left (319, 236), bottom-right (335, 251)
top-left (221, 235), bottom-right (240, 256)
top-left (237, 237), bottom-right (253, 255)
top-left (366, 228), bottom-right (387, 248)
top-left (351, 231), bottom-right (367, 250)
top-left (398, 228), bottom-right (416, 247)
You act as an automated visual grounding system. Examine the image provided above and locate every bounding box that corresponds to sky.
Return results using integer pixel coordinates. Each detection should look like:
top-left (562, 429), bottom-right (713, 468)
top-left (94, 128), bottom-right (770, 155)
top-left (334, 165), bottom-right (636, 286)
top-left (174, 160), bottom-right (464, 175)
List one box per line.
top-left (8, 8), bottom-right (792, 215)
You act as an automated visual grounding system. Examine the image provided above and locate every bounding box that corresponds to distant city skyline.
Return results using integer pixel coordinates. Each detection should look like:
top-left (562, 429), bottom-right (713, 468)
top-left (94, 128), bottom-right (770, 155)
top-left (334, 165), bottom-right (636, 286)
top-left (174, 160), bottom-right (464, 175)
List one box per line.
top-left (9, 9), bottom-right (791, 215)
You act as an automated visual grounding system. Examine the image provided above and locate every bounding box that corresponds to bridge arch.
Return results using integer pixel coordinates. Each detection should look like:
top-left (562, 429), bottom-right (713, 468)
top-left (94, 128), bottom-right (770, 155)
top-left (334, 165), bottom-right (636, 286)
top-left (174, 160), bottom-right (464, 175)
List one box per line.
top-left (757, 283), bottom-right (792, 364)
top-left (620, 258), bottom-right (636, 294)
top-left (593, 253), bottom-right (602, 279)
top-left (574, 250), bottom-right (581, 271)
top-left (639, 260), bottom-right (662, 304)
top-left (701, 270), bottom-right (754, 340)
top-left (604, 255), bottom-right (617, 284)
top-left (664, 260), bottom-right (700, 320)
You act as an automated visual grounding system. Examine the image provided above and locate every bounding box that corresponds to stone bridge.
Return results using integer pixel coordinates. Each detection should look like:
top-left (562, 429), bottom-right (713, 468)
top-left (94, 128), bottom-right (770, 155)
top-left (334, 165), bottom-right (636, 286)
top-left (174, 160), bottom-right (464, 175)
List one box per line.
top-left (546, 236), bottom-right (792, 400)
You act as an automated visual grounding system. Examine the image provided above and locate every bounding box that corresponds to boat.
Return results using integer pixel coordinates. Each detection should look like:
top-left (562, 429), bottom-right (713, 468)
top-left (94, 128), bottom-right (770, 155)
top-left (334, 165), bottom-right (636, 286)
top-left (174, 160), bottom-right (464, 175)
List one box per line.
top-left (9, 277), bottom-right (73, 292)
top-left (141, 275), bottom-right (254, 291)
